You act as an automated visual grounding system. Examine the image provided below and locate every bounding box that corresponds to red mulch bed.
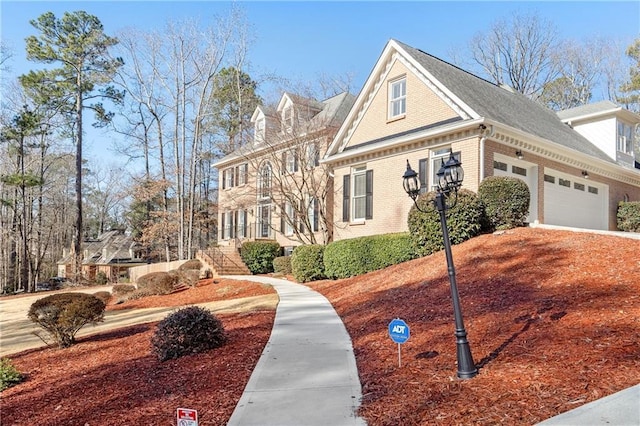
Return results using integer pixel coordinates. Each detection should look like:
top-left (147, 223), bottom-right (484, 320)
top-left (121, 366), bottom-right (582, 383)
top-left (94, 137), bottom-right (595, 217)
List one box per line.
top-left (1, 279), bottom-right (276, 426)
top-left (307, 227), bottom-right (640, 425)
top-left (2, 228), bottom-right (639, 425)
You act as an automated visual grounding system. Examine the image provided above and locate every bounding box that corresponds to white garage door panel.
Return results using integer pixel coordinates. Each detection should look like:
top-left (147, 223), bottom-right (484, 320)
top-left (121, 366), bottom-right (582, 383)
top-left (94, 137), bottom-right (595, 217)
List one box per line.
top-left (543, 171), bottom-right (607, 230)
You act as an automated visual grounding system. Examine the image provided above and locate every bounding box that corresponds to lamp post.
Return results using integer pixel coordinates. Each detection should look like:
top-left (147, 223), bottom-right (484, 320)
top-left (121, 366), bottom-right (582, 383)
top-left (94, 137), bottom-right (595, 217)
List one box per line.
top-left (402, 152), bottom-right (478, 379)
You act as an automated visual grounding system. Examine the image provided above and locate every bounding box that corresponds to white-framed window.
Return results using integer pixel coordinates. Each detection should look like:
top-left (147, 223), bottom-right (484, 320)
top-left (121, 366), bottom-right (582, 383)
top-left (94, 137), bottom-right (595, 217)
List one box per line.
top-left (306, 143), bottom-right (320, 168)
top-left (258, 162), bottom-right (272, 199)
top-left (430, 148), bottom-right (461, 191)
top-left (221, 211), bottom-right (234, 240)
top-left (307, 195), bottom-right (319, 232)
top-left (282, 106), bottom-right (294, 131)
top-left (617, 121), bottom-right (634, 154)
top-left (284, 202), bottom-right (295, 236)
top-left (389, 77), bottom-right (406, 119)
top-left (286, 151), bottom-right (297, 173)
top-left (353, 167), bottom-right (367, 220)
top-left (237, 163), bottom-right (248, 186)
top-left (255, 118), bottom-right (265, 143)
top-left (236, 209), bottom-right (247, 238)
top-left (222, 168), bottom-right (234, 189)
top-left (257, 204), bottom-right (271, 238)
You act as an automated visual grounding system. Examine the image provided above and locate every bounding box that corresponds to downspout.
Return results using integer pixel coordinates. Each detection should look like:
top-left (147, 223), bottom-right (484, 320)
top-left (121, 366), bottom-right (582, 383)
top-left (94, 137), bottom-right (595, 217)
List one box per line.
top-left (479, 124), bottom-right (495, 181)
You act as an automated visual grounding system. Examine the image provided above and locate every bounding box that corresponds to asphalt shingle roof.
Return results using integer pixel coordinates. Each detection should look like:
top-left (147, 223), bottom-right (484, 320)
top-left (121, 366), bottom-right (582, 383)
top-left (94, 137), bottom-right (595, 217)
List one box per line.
top-left (395, 40), bottom-right (614, 163)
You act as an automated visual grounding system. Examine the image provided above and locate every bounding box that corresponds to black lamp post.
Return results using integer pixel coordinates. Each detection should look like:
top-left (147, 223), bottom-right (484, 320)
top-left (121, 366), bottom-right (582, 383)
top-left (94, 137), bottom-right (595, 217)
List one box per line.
top-left (402, 152), bottom-right (478, 379)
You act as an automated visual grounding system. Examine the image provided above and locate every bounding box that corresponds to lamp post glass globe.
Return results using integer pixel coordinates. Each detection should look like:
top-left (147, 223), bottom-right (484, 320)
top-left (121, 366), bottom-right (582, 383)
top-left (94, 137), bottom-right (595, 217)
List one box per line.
top-left (402, 160), bottom-right (420, 201)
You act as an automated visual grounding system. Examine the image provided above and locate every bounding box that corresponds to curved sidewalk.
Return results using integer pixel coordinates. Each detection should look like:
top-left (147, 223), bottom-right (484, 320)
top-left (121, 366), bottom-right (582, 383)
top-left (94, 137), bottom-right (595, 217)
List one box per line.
top-left (225, 276), bottom-right (366, 426)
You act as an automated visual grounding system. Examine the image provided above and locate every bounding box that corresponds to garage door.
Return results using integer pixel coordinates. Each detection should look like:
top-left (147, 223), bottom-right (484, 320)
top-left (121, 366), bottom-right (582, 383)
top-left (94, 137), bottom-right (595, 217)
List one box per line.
top-left (492, 156), bottom-right (538, 223)
top-left (543, 169), bottom-right (607, 230)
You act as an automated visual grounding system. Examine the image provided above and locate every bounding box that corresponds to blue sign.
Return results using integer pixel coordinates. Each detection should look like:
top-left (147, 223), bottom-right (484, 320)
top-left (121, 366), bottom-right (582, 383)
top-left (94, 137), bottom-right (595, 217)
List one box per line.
top-left (388, 318), bottom-right (410, 344)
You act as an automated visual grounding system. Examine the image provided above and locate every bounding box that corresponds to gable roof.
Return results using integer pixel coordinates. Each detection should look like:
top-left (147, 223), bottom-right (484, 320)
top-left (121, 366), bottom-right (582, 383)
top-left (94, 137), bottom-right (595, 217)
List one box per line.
top-left (326, 39), bottom-right (613, 164)
top-left (214, 91), bottom-right (356, 168)
top-left (58, 230), bottom-right (142, 266)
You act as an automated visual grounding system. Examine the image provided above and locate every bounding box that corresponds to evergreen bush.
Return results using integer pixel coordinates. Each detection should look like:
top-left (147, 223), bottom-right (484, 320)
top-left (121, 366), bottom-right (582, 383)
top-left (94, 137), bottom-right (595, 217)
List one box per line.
top-left (151, 306), bottom-right (226, 362)
top-left (273, 256), bottom-right (293, 275)
top-left (240, 240), bottom-right (281, 274)
top-left (323, 233), bottom-right (415, 279)
top-left (92, 291), bottom-right (112, 305)
top-left (0, 358), bottom-right (23, 391)
top-left (407, 189), bottom-right (484, 258)
top-left (136, 272), bottom-right (178, 295)
top-left (95, 271), bottom-right (108, 285)
top-left (28, 293), bottom-right (106, 348)
top-left (478, 176), bottom-right (530, 230)
top-left (178, 259), bottom-right (202, 271)
top-left (617, 201), bottom-right (640, 232)
top-left (291, 245), bottom-right (325, 282)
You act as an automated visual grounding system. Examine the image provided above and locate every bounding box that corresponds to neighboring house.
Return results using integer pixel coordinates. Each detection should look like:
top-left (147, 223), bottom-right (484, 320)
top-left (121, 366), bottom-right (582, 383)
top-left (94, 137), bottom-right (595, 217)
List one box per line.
top-left (323, 39), bottom-right (640, 241)
top-left (214, 91), bottom-right (356, 253)
top-left (57, 230), bottom-right (145, 282)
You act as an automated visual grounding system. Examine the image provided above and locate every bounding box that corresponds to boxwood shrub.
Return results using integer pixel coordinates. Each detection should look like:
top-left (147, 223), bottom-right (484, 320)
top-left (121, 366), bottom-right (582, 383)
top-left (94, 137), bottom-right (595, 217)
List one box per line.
top-left (241, 240), bottom-right (281, 274)
top-left (323, 233), bottom-right (416, 279)
top-left (478, 176), bottom-right (530, 231)
top-left (617, 201), bottom-right (640, 232)
top-left (407, 189), bottom-right (484, 258)
top-left (273, 256), bottom-right (293, 275)
top-left (291, 245), bottom-right (325, 283)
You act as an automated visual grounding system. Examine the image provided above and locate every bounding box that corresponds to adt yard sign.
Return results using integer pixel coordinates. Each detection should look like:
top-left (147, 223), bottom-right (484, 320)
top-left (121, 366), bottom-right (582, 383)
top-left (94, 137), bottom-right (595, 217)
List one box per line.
top-left (177, 408), bottom-right (198, 426)
top-left (389, 318), bottom-right (410, 344)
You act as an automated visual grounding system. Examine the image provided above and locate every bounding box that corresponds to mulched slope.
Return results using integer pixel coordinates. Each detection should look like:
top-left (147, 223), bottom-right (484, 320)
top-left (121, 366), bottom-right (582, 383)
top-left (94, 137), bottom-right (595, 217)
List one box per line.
top-left (307, 227), bottom-right (640, 425)
top-left (1, 279), bottom-right (276, 426)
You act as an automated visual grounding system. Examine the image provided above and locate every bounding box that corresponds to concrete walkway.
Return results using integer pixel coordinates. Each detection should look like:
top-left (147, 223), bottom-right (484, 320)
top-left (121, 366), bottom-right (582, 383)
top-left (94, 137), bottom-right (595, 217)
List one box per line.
top-left (225, 276), bottom-right (366, 426)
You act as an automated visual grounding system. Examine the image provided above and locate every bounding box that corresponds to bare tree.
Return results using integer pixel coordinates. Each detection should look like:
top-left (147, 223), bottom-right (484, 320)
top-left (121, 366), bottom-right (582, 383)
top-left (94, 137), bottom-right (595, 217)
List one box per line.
top-left (467, 12), bottom-right (560, 99)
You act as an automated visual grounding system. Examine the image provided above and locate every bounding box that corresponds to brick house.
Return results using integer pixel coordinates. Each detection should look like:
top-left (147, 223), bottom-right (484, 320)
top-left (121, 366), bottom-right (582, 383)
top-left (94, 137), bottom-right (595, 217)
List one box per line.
top-left (322, 39), bottom-right (640, 241)
top-left (214, 91), bottom-right (355, 253)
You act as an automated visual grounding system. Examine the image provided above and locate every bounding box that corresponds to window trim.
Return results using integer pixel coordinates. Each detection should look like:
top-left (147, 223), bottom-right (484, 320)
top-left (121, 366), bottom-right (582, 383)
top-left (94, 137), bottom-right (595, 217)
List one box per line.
top-left (388, 76), bottom-right (407, 120)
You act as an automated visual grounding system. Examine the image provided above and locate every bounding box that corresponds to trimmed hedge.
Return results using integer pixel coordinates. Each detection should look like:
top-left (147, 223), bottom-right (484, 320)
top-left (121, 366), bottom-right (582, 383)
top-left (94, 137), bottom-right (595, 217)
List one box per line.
top-left (136, 272), bottom-right (178, 295)
top-left (27, 293), bottom-right (106, 348)
top-left (273, 256), bottom-right (292, 275)
top-left (478, 176), bottom-right (530, 231)
top-left (241, 240), bottom-right (281, 274)
top-left (617, 201), bottom-right (640, 232)
top-left (291, 245), bottom-right (325, 283)
top-left (323, 233), bottom-right (416, 279)
top-left (407, 189), bottom-right (484, 258)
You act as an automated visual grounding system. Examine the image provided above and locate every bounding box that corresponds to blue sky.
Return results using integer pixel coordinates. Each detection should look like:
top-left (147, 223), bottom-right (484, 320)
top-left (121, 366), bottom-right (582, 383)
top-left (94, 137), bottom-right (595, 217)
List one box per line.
top-left (1, 1), bottom-right (639, 162)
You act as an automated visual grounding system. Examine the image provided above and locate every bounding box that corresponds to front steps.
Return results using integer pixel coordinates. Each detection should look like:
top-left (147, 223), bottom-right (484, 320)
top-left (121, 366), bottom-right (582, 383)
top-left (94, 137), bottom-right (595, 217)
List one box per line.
top-left (196, 246), bottom-right (251, 276)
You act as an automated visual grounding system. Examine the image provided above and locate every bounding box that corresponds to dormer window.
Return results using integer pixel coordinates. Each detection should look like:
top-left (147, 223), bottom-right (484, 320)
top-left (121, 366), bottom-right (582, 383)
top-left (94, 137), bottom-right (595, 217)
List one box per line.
top-left (389, 77), bottom-right (406, 119)
top-left (282, 106), bottom-right (294, 131)
top-left (617, 121), bottom-right (634, 154)
top-left (255, 117), bottom-right (265, 143)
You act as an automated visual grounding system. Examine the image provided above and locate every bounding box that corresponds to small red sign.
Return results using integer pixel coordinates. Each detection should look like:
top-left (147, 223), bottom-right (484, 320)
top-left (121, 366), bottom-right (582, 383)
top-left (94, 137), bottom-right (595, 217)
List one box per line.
top-left (177, 408), bottom-right (198, 424)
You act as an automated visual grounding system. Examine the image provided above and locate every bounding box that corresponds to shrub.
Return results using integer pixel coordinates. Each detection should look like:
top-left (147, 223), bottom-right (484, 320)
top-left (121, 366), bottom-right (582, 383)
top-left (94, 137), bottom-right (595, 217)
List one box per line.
top-left (240, 240), bottom-right (281, 274)
top-left (291, 245), bottom-right (325, 283)
top-left (136, 272), bottom-right (178, 295)
top-left (323, 233), bottom-right (416, 279)
top-left (112, 284), bottom-right (136, 295)
top-left (95, 271), bottom-right (108, 285)
top-left (0, 358), bottom-right (23, 391)
top-left (93, 291), bottom-right (112, 305)
top-left (407, 189), bottom-right (484, 258)
top-left (178, 259), bottom-right (202, 271)
top-left (617, 201), bottom-right (640, 232)
top-left (151, 306), bottom-right (226, 362)
top-left (478, 176), bottom-right (530, 230)
top-left (178, 269), bottom-right (200, 288)
top-left (273, 256), bottom-right (293, 275)
top-left (28, 293), bottom-right (106, 348)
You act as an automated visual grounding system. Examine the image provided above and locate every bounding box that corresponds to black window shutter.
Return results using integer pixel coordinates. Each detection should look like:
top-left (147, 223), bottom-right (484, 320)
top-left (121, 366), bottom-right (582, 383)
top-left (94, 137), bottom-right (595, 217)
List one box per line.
top-left (282, 152), bottom-right (287, 174)
top-left (342, 175), bottom-right (350, 222)
top-left (313, 198), bottom-right (319, 232)
top-left (298, 200), bottom-right (304, 233)
top-left (294, 149), bottom-right (299, 172)
top-left (221, 212), bottom-right (226, 239)
top-left (243, 210), bottom-right (248, 237)
top-left (222, 170), bottom-right (227, 190)
top-left (243, 164), bottom-right (248, 184)
top-left (233, 210), bottom-right (238, 238)
top-left (419, 159), bottom-right (428, 192)
top-left (234, 167), bottom-right (238, 187)
top-left (280, 203), bottom-right (285, 232)
top-left (365, 170), bottom-right (373, 220)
